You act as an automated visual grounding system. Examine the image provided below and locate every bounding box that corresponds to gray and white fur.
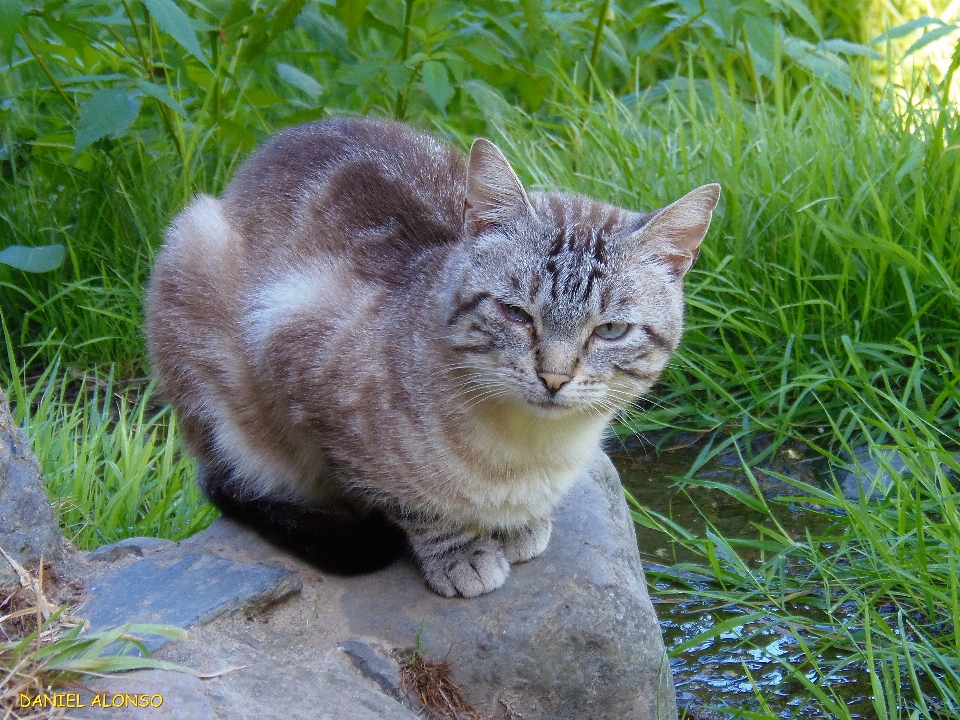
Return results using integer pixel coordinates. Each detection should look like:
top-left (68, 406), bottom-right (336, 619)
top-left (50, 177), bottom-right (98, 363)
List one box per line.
top-left (146, 117), bottom-right (719, 597)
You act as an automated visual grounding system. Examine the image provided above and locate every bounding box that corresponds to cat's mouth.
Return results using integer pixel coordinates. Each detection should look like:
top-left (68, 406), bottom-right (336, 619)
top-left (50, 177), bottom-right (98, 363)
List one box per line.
top-left (529, 396), bottom-right (576, 415)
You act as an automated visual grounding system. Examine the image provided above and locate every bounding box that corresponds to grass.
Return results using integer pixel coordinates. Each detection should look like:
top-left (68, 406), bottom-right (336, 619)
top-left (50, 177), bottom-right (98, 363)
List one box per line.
top-left (631, 431), bottom-right (960, 718)
top-left (2, 342), bottom-right (216, 550)
top-left (0, 555), bottom-right (195, 720)
top-left (1, 34), bottom-right (958, 720)
top-left (0, 138), bottom-right (243, 371)
top-left (396, 628), bottom-right (483, 720)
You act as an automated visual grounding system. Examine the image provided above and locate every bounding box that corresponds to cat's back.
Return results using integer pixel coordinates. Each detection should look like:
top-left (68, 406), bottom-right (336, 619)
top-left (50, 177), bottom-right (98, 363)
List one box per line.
top-left (223, 118), bottom-right (467, 281)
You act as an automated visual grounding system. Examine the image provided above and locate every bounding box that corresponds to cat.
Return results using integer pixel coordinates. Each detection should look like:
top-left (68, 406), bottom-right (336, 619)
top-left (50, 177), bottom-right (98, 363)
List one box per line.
top-left (146, 117), bottom-right (719, 598)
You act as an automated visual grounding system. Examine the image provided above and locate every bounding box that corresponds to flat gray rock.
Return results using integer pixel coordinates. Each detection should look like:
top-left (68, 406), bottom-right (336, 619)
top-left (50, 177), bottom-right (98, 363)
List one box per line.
top-left (840, 446), bottom-right (907, 500)
top-left (0, 387), bottom-right (64, 579)
top-left (88, 536), bottom-right (175, 563)
top-left (63, 658), bottom-right (419, 720)
top-left (150, 450), bottom-right (676, 720)
top-left (67, 669), bottom-right (214, 720)
top-left (338, 450), bottom-right (675, 720)
top-left (81, 553), bottom-right (302, 651)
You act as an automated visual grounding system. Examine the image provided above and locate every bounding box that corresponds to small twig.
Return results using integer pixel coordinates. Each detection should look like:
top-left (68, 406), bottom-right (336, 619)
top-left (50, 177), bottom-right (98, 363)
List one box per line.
top-left (0, 546), bottom-right (34, 589)
top-left (0, 548), bottom-right (54, 623)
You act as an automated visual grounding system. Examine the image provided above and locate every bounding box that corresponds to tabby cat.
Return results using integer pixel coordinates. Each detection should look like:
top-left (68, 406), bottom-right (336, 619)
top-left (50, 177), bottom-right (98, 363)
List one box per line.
top-left (146, 118), bottom-right (719, 598)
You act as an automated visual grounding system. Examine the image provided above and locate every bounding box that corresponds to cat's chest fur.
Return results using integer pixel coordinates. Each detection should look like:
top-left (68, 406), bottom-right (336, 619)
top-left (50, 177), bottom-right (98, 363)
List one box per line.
top-left (240, 249), bottom-right (607, 528)
top-left (146, 117), bottom-right (719, 597)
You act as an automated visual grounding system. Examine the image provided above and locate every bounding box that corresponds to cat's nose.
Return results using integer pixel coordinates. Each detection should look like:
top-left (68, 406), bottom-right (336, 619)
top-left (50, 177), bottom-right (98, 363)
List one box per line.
top-left (538, 372), bottom-right (572, 392)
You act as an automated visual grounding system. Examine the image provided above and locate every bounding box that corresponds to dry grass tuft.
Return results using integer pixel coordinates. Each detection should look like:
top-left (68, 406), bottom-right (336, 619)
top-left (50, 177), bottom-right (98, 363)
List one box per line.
top-left (1, 549), bottom-right (88, 720)
top-left (395, 646), bottom-right (483, 720)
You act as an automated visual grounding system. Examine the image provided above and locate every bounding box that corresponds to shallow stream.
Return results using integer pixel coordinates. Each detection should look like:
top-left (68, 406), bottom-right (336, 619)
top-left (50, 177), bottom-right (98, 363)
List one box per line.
top-left (608, 435), bottom-right (870, 719)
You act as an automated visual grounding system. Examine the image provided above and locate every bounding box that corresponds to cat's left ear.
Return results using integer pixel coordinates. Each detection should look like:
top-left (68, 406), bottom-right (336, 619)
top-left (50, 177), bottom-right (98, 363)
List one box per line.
top-left (464, 138), bottom-right (533, 237)
top-left (637, 183), bottom-right (721, 278)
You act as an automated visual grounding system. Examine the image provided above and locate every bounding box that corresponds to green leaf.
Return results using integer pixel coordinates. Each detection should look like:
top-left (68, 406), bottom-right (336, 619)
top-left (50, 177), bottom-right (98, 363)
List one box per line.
top-left (821, 38), bottom-right (882, 60)
top-left (74, 88), bottom-right (138, 155)
top-left (460, 78), bottom-right (510, 118)
top-left (515, 72), bottom-right (545, 109)
top-left (142, 0), bottom-right (212, 70)
top-left (215, 117), bottom-right (257, 151)
top-left (243, 87), bottom-right (285, 107)
top-left (782, 36), bottom-right (852, 96)
top-left (742, 17), bottom-right (775, 78)
top-left (421, 60), bottom-right (453, 113)
top-left (0, 244), bottom-right (66, 273)
top-left (336, 0), bottom-right (369, 38)
top-left (0, 0), bottom-right (21, 61)
top-left (134, 79), bottom-right (189, 118)
top-left (338, 59), bottom-right (381, 86)
top-left (779, 0), bottom-right (822, 39)
top-left (462, 43), bottom-right (505, 67)
top-left (277, 62), bottom-right (323, 100)
top-left (384, 61), bottom-right (408, 92)
top-left (872, 16), bottom-right (945, 44)
top-left (902, 24), bottom-right (960, 60)
top-left (273, 0), bottom-right (307, 32)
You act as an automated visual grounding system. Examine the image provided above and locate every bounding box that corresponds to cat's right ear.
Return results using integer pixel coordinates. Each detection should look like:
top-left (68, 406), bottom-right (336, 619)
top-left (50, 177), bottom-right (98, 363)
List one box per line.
top-left (464, 138), bottom-right (532, 237)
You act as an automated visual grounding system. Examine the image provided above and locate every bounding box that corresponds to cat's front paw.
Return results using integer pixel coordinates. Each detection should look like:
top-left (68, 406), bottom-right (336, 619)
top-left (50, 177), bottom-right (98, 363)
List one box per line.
top-left (500, 517), bottom-right (552, 564)
top-left (420, 537), bottom-right (510, 598)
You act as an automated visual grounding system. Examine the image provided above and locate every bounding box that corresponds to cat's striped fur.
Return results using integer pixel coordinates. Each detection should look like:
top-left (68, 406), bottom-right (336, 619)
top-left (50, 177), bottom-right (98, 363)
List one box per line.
top-left (146, 118), bottom-right (719, 597)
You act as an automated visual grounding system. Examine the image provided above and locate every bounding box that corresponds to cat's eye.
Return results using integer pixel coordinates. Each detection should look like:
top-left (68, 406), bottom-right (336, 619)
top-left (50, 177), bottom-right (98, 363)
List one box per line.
top-left (593, 322), bottom-right (630, 340)
top-left (498, 301), bottom-right (533, 325)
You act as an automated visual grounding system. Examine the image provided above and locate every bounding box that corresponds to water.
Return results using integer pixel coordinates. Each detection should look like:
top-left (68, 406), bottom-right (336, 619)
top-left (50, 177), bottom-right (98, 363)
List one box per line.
top-left (607, 435), bottom-right (871, 718)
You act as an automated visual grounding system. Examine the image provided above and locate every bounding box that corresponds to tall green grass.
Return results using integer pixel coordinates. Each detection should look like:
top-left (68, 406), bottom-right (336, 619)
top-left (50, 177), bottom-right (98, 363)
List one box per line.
top-left (0, 138), bottom-right (243, 371)
top-left (485, 66), bottom-right (960, 455)
top-left (2, 344), bottom-right (215, 549)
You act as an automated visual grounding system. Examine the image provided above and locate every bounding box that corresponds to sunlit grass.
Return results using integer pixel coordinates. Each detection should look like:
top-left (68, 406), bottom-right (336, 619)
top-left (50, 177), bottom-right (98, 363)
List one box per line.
top-left (2, 342), bottom-right (216, 550)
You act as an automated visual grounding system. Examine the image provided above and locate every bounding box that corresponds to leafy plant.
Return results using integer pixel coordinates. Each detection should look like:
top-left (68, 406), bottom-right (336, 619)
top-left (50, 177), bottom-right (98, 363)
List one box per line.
top-left (0, 244), bottom-right (64, 273)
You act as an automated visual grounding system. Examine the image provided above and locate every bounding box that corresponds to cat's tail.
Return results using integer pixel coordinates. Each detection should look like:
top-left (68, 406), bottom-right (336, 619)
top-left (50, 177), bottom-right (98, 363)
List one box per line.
top-left (200, 464), bottom-right (407, 575)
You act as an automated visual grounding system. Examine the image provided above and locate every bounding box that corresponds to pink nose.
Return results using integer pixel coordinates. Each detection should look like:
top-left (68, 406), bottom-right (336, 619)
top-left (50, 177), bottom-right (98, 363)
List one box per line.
top-left (538, 372), bottom-right (571, 392)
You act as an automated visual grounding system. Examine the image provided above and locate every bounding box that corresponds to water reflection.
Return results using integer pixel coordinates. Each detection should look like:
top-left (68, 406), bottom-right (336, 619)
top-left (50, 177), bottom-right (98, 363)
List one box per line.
top-left (607, 436), bottom-right (869, 718)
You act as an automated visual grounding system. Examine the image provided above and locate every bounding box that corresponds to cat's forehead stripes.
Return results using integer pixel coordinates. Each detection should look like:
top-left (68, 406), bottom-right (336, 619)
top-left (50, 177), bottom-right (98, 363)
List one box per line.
top-left (530, 193), bottom-right (630, 311)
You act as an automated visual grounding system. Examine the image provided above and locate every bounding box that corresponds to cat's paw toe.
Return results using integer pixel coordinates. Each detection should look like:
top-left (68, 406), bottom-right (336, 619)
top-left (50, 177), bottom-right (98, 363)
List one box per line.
top-left (424, 541), bottom-right (510, 598)
top-left (500, 517), bottom-right (552, 564)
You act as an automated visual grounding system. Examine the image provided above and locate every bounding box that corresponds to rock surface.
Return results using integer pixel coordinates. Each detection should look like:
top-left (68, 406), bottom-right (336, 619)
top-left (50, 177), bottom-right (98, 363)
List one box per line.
top-left (73, 669), bottom-right (216, 720)
top-left (3, 409), bottom-right (676, 720)
top-left (0, 388), bottom-right (64, 579)
top-left (65, 450), bottom-right (675, 720)
top-left (81, 552), bottom-right (302, 652)
top-left (335, 449), bottom-right (675, 720)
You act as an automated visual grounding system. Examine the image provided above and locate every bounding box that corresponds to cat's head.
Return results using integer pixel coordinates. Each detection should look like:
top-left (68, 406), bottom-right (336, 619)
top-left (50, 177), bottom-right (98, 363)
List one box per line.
top-left (440, 138), bottom-right (719, 418)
